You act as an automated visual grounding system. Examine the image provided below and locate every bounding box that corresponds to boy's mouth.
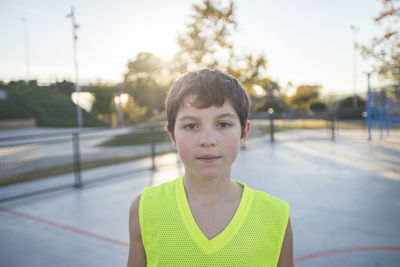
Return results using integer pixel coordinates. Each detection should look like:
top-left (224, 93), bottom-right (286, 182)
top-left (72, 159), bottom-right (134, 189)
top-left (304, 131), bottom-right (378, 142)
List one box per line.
top-left (196, 155), bottom-right (221, 163)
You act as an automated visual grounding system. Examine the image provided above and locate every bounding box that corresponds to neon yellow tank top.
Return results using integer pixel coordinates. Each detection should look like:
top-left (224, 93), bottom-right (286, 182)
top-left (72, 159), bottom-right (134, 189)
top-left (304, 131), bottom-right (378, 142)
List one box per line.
top-left (139, 177), bottom-right (289, 266)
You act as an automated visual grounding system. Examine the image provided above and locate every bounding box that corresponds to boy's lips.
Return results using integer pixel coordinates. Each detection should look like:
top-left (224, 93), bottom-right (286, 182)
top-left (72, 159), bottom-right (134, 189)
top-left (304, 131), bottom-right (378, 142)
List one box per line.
top-left (196, 155), bottom-right (221, 163)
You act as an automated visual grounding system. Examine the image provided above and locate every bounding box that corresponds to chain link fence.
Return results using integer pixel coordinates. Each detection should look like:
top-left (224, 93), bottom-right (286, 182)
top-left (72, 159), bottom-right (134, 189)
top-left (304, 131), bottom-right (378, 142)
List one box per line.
top-left (0, 123), bottom-right (176, 202)
top-left (2, 109), bottom-right (399, 202)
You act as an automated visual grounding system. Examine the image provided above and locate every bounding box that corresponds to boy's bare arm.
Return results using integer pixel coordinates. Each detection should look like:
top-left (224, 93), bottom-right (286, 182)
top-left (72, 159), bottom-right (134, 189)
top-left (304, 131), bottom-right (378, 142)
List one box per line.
top-left (127, 195), bottom-right (146, 267)
top-left (277, 217), bottom-right (294, 267)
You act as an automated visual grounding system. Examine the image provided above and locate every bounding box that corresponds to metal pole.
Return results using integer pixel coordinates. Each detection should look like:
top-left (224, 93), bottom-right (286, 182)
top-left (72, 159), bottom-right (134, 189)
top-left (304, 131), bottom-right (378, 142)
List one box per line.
top-left (269, 117), bottom-right (275, 143)
top-left (378, 109), bottom-right (383, 139)
top-left (118, 85), bottom-right (125, 125)
top-left (67, 7), bottom-right (83, 128)
top-left (150, 126), bottom-right (156, 170)
top-left (385, 103), bottom-right (390, 136)
top-left (350, 25), bottom-right (360, 107)
top-left (72, 133), bottom-right (82, 187)
top-left (267, 108), bottom-right (275, 142)
top-left (367, 73), bottom-right (372, 141)
top-left (331, 114), bottom-right (335, 141)
top-left (21, 17), bottom-right (30, 82)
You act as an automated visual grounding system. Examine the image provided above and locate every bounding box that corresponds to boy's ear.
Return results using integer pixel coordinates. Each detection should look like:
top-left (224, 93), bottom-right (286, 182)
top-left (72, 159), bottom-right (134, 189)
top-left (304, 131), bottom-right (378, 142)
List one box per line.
top-left (165, 123), bottom-right (176, 147)
top-left (240, 120), bottom-right (251, 147)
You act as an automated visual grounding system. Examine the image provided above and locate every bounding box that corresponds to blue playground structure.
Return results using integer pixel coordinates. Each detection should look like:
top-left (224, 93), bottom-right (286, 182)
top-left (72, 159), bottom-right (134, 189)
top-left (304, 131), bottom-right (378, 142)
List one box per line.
top-left (365, 73), bottom-right (400, 140)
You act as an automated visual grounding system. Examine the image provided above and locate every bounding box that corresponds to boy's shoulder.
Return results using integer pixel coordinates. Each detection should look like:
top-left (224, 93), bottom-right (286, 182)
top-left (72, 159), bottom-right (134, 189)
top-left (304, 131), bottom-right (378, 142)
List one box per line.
top-left (139, 178), bottom-right (181, 222)
top-left (243, 183), bottom-right (289, 210)
top-left (141, 177), bottom-right (181, 198)
top-left (242, 185), bottom-right (289, 225)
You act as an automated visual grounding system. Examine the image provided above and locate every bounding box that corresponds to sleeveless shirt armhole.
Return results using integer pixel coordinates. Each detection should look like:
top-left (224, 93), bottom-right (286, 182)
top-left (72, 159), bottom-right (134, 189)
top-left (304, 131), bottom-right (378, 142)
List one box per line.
top-left (274, 202), bottom-right (290, 267)
top-left (138, 187), bottom-right (148, 250)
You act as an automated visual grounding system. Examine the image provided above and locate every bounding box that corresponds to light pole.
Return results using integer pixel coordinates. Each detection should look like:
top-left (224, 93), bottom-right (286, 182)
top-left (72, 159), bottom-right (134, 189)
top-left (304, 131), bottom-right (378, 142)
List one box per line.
top-left (67, 6), bottom-right (83, 128)
top-left (21, 17), bottom-right (30, 82)
top-left (350, 25), bottom-right (360, 107)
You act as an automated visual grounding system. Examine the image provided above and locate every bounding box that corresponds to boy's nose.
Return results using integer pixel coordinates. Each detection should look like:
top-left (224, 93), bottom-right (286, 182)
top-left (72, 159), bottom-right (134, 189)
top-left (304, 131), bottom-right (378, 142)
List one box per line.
top-left (198, 131), bottom-right (217, 147)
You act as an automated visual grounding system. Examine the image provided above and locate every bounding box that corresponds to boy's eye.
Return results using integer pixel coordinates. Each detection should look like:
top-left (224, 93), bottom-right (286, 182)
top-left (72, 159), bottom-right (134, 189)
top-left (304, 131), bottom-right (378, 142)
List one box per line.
top-left (184, 123), bottom-right (197, 130)
top-left (218, 122), bottom-right (232, 128)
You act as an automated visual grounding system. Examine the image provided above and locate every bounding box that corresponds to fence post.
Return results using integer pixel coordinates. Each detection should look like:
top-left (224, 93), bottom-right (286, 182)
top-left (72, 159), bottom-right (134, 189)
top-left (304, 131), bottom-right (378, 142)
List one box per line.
top-left (385, 103), bottom-right (390, 136)
top-left (150, 125), bottom-right (156, 170)
top-left (367, 72), bottom-right (372, 141)
top-left (331, 114), bottom-right (335, 141)
top-left (378, 109), bottom-right (383, 139)
top-left (269, 111), bottom-right (275, 142)
top-left (72, 132), bottom-right (82, 188)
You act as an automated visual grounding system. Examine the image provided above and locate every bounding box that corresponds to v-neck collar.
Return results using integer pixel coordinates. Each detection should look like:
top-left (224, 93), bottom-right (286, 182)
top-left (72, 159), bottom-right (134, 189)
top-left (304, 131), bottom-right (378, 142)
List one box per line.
top-left (176, 176), bottom-right (252, 254)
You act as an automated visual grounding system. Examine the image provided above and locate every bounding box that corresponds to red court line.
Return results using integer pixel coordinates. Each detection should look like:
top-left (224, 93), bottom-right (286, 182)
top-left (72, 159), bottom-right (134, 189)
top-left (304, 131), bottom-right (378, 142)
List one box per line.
top-left (295, 246), bottom-right (400, 264)
top-left (0, 206), bottom-right (129, 248)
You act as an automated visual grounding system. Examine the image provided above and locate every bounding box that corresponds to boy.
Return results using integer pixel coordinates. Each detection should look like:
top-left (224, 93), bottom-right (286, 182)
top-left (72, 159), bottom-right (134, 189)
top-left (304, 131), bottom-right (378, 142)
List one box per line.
top-left (127, 68), bottom-right (293, 267)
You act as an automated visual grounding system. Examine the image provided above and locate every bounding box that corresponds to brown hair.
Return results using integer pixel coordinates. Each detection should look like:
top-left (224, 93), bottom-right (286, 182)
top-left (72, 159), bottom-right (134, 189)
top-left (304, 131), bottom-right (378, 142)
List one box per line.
top-left (165, 68), bottom-right (250, 137)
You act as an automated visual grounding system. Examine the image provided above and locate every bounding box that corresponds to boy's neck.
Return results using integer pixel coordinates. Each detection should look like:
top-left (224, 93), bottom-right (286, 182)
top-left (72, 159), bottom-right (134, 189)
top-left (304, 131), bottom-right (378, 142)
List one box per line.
top-left (183, 172), bottom-right (241, 201)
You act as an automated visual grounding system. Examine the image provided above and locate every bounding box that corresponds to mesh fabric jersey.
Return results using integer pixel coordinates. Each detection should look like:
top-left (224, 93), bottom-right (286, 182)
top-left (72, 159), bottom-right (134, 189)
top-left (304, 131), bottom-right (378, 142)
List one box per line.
top-left (139, 177), bottom-right (289, 266)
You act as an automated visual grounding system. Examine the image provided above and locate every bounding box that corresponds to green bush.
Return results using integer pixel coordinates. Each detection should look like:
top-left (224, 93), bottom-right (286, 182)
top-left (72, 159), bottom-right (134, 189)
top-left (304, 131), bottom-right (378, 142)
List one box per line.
top-left (0, 80), bottom-right (107, 127)
top-left (309, 99), bottom-right (327, 112)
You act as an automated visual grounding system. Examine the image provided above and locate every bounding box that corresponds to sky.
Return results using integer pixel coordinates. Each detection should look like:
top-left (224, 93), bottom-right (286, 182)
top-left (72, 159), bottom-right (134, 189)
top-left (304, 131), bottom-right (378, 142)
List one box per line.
top-left (0, 0), bottom-right (385, 96)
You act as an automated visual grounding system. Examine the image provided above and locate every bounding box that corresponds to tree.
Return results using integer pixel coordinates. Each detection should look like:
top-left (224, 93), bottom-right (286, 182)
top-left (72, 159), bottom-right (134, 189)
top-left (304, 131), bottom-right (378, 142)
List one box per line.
top-left (91, 85), bottom-right (116, 119)
top-left (289, 85), bottom-right (321, 111)
top-left (338, 96), bottom-right (366, 108)
top-left (336, 95), bottom-right (366, 119)
top-left (176, 0), bottom-right (268, 94)
top-left (309, 99), bottom-right (327, 112)
top-left (359, 0), bottom-right (400, 82)
top-left (53, 80), bottom-right (75, 96)
top-left (176, 0), bottom-right (237, 69)
top-left (124, 52), bottom-right (174, 116)
top-left (227, 54), bottom-right (268, 94)
top-left (252, 78), bottom-right (289, 112)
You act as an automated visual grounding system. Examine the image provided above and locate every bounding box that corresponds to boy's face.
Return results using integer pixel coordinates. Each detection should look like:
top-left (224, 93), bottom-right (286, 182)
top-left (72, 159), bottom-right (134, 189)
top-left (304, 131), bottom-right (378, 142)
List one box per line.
top-left (167, 95), bottom-right (250, 180)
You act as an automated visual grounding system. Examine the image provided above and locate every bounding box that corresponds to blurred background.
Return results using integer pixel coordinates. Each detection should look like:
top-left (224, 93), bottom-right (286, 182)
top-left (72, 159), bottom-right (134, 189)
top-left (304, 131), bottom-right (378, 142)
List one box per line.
top-left (0, 0), bottom-right (399, 198)
top-left (0, 1), bottom-right (400, 266)
top-left (0, 0), bottom-right (398, 126)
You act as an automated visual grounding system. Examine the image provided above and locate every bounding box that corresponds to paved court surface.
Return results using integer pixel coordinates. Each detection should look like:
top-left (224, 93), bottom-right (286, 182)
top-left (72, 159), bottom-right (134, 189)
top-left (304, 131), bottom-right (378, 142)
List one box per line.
top-left (0, 130), bottom-right (399, 266)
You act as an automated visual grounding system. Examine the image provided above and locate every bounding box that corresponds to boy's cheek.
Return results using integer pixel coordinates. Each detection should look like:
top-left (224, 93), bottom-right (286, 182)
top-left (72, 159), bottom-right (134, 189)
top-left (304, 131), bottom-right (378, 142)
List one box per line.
top-left (175, 146), bottom-right (191, 164)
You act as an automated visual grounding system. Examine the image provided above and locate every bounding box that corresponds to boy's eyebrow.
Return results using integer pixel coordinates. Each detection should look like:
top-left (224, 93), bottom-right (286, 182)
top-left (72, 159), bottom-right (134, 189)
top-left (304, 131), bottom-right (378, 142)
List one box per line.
top-left (178, 115), bottom-right (198, 121)
top-left (178, 113), bottom-right (236, 121)
top-left (216, 113), bottom-right (236, 119)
